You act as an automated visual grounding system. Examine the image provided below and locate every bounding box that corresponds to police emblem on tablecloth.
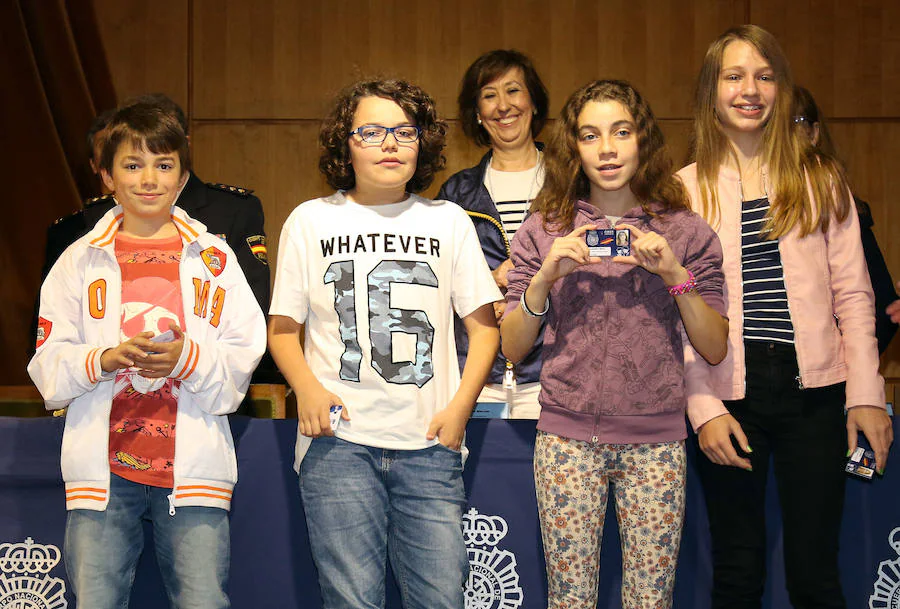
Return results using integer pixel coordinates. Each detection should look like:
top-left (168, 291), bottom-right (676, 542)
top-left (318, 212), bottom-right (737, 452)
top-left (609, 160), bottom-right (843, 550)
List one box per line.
top-left (0, 537), bottom-right (68, 608)
top-left (464, 508), bottom-right (523, 609)
top-left (871, 527), bottom-right (900, 609)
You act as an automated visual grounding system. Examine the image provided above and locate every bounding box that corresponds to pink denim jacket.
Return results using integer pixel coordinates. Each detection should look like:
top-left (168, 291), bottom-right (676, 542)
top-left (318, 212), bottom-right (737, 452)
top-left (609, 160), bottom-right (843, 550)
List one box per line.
top-left (676, 163), bottom-right (885, 431)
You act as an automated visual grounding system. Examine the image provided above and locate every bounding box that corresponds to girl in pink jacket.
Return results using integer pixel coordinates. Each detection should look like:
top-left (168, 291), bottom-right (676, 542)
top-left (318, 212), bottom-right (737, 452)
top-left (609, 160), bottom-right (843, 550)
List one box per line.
top-left (677, 24), bottom-right (893, 609)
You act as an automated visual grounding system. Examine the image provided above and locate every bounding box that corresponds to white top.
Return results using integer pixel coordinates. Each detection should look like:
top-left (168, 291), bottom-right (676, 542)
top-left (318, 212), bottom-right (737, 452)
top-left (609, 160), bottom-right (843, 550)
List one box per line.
top-left (484, 162), bottom-right (544, 237)
top-left (271, 192), bottom-right (501, 460)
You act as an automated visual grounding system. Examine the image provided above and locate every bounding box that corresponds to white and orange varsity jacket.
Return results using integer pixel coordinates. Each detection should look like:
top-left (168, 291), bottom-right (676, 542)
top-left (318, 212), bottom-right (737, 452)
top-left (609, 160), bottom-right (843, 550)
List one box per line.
top-left (28, 205), bottom-right (266, 512)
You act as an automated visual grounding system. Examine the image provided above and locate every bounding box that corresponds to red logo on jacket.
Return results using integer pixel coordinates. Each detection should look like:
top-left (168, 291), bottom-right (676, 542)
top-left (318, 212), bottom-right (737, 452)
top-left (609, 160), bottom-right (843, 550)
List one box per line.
top-left (36, 317), bottom-right (52, 348)
top-left (200, 247), bottom-right (227, 277)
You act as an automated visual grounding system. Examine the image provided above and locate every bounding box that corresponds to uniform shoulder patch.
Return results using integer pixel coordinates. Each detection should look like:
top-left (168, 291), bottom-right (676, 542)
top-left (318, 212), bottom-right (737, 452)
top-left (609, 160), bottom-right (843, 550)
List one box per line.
top-left (206, 182), bottom-right (254, 197)
top-left (200, 246), bottom-right (227, 277)
top-left (246, 235), bottom-right (268, 265)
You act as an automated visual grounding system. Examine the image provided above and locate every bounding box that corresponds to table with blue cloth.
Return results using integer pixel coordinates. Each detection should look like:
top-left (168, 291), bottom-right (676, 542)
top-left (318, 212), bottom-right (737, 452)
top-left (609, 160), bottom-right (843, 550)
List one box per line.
top-left (0, 416), bottom-right (897, 608)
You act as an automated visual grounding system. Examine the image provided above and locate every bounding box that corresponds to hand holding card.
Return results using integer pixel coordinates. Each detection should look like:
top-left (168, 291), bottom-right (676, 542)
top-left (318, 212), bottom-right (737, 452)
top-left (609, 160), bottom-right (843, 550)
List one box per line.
top-left (329, 404), bottom-right (343, 431)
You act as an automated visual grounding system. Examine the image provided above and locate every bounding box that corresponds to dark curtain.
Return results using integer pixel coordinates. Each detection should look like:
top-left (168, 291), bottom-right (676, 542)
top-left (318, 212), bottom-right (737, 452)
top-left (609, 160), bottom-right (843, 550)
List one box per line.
top-left (0, 0), bottom-right (116, 384)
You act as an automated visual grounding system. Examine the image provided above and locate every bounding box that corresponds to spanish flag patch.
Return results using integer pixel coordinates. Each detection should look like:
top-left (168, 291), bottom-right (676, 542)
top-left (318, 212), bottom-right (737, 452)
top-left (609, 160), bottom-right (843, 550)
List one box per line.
top-left (246, 235), bottom-right (268, 265)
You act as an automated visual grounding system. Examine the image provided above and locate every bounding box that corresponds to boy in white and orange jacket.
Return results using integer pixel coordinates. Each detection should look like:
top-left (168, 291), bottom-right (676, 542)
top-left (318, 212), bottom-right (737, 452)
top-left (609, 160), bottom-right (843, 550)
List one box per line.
top-left (28, 101), bottom-right (264, 609)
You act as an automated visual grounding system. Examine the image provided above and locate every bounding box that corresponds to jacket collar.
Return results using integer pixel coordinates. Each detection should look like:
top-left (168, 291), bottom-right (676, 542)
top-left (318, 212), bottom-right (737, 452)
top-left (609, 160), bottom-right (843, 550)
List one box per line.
top-left (85, 204), bottom-right (208, 251)
top-left (574, 198), bottom-right (663, 222)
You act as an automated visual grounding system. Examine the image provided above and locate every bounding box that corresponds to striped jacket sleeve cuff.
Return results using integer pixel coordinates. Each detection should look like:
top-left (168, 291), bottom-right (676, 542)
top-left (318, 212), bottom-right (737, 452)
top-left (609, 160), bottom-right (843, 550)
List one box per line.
top-left (171, 338), bottom-right (200, 381)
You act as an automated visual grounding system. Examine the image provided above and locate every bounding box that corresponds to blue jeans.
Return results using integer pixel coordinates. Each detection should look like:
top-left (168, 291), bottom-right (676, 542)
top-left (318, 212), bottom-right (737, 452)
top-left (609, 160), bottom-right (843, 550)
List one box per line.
top-left (300, 437), bottom-right (468, 609)
top-left (65, 474), bottom-right (230, 609)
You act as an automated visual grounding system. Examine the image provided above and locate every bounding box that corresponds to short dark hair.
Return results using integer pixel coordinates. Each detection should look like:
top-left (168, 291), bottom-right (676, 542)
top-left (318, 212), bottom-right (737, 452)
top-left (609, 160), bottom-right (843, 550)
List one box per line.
top-left (86, 108), bottom-right (116, 161)
top-left (318, 79), bottom-right (446, 193)
top-left (457, 49), bottom-right (549, 147)
top-left (121, 93), bottom-right (189, 136)
top-left (99, 102), bottom-right (191, 176)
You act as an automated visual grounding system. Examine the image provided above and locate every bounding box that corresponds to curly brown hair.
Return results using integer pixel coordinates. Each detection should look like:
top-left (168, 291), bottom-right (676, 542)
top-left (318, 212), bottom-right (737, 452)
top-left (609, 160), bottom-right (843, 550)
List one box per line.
top-left (457, 49), bottom-right (549, 147)
top-left (533, 80), bottom-right (687, 231)
top-left (319, 79), bottom-right (447, 194)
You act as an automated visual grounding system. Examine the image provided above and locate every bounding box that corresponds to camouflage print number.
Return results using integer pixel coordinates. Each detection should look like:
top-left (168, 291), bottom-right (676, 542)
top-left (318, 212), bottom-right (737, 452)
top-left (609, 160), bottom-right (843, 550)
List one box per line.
top-left (325, 260), bottom-right (437, 386)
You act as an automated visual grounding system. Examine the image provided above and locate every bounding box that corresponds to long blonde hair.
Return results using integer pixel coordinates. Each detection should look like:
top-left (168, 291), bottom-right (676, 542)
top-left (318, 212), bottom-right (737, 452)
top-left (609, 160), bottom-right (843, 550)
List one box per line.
top-left (691, 25), bottom-right (850, 238)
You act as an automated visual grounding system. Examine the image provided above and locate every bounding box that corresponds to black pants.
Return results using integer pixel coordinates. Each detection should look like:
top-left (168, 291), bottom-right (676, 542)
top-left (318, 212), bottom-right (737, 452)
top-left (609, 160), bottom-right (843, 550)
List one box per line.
top-left (695, 341), bottom-right (848, 609)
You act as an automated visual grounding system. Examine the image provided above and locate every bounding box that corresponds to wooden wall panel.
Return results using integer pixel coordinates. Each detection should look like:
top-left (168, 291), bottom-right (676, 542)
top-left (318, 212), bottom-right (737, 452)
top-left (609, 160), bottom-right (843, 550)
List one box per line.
top-left (752, 0), bottom-right (900, 118)
top-left (190, 121), bottom-right (328, 283)
top-left (91, 0), bottom-right (189, 109)
top-left (192, 0), bottom-right (744, 120)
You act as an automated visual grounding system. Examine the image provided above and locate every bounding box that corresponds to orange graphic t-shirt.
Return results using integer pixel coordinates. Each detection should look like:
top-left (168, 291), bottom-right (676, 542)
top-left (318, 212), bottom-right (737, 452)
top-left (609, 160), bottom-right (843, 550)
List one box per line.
top-left (108, 233), bottom-right (184, 488)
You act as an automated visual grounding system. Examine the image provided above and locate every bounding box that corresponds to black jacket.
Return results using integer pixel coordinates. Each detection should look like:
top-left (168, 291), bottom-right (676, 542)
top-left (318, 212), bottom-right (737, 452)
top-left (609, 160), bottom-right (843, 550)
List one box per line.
top-left (437, 150), bottom-right (545, 385)
top-left (855, 198), bottom-right (898, 353)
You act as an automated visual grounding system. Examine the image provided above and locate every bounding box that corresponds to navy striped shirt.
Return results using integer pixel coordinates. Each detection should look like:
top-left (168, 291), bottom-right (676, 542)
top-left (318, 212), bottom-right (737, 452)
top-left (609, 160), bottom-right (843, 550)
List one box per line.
top-left (741, 197), bottom-right (795, 344)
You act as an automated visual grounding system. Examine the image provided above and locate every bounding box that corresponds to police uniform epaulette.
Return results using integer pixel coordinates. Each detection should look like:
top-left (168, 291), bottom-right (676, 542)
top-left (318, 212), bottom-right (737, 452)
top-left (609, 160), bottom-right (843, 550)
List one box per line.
top-left (52, 194), bottom-right (113, 225)
top-left (206, 182), bottom-right (254, 197)
top-left (84, 193), bottom-right (114, 207)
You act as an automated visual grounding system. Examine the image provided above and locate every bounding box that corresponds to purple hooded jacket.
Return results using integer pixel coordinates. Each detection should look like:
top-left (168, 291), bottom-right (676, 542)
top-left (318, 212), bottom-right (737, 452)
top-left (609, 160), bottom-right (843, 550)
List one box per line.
top-left (505, 200), bottom-right (726, 444)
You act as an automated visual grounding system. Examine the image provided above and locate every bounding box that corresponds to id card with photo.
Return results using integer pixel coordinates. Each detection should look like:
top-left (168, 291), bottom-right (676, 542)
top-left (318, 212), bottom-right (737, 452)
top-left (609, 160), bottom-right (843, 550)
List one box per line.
top-left (586, 229), bottom-right (630, 257)
top-left (845, 441), bottom-right (877, 480)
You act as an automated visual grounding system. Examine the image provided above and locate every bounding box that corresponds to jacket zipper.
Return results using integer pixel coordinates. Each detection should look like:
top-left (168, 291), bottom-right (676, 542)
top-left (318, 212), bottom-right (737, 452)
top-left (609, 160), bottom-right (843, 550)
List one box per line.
top-left (777, 239), bottom-right (803, 389)
top-left (466, 211), bottom-right (517, 386)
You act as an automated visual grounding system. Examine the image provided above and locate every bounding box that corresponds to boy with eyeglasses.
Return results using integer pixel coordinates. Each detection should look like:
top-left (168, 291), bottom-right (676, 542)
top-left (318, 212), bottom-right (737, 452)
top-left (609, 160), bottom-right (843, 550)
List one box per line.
top-left (268, 79), bottom-right (500, 609)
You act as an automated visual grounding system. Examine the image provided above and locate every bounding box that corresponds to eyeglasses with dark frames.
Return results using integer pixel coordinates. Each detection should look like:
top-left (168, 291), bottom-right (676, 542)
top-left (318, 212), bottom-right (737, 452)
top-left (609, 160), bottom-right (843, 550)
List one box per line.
top-left (349, 125), bottom-right (421, 144)
top-left (792, 116), bottom-right (810, 125)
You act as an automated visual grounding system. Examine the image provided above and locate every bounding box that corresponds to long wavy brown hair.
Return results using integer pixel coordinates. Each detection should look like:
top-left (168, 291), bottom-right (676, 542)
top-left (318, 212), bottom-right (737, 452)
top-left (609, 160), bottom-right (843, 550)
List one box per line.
top-left (533, 79), bottom-right (688, 232)
top-left (690, 25), bottom-right (850, 237)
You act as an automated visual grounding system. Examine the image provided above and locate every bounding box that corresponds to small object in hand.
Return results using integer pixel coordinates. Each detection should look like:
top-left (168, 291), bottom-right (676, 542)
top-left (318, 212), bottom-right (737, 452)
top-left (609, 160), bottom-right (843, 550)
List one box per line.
top-left (329, 404), bottom-right (343, 431)
top-left (585, 229), bottom-right (617, 257)
top-left (132, 329), bottom-right (177, 394)
top-left (146, 329), bottom-right (176, 354)
top-left (845, 444), bottom-right (877, 480)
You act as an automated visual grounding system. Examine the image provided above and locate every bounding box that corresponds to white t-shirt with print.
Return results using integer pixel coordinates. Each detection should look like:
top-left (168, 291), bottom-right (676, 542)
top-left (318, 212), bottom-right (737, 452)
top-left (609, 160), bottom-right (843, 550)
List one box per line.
top-left (271, 192), bottom-right (501, 463)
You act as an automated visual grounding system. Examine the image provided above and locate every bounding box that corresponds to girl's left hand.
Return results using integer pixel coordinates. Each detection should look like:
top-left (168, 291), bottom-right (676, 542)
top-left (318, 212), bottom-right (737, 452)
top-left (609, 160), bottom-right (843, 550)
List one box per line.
top-left (613, 224), bottom-right (687, 285)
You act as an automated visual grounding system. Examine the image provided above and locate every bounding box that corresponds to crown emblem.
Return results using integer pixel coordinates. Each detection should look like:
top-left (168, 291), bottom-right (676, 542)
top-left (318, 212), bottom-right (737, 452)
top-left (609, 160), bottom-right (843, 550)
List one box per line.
top-left (463, 509), bottom-right (523, 609)
top-left (0, 538), bottom-right (61, 575)
top-left (0, 537), bottom-right (68, 608)
top-left (464, 508), bottom-right (508, 547)
top-left (870, 527), bottom-right (900, 609)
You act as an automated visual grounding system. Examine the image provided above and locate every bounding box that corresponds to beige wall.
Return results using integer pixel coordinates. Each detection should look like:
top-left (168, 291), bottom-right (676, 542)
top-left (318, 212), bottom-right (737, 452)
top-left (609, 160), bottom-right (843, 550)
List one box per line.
top-left (93, 0), bottom-right (900, 378)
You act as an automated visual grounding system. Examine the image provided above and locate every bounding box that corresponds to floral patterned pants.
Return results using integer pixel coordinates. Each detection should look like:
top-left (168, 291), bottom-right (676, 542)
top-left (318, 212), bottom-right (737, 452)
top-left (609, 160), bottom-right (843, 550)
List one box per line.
top-left (533, 432), bottom-right (686, 609)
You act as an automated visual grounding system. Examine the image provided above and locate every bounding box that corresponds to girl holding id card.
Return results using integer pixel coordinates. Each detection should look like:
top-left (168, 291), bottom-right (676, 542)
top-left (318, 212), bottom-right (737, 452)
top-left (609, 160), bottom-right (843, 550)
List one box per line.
top-left (500, 79), bottom-right (728, 608)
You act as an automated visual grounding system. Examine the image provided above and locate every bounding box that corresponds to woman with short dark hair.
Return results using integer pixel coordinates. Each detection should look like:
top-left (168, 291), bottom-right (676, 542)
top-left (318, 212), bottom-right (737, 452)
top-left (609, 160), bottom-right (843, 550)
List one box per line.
top-left (437, 49), bottom-right (550, 418)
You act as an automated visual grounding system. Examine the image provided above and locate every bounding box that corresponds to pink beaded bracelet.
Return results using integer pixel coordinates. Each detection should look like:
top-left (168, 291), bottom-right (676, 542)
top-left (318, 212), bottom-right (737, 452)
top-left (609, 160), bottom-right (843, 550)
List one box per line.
top-left (667, 269), bottom-right (696, 296)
